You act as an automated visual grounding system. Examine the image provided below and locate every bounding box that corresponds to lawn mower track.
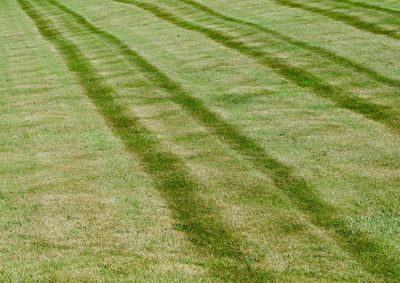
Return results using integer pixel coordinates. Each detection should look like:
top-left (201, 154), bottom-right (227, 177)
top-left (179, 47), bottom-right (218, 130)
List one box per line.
top-left (115, 0), bottom-right (400, 135)
top-left (17, 0), bottom-right (273, 281)
top-left (271, 0), bottom-right (400, 41)
top-left (330, 0), bottom-right (400, 17)
top-left (177, 0), bottom-right (400, 89)
top-left (15, 0), bottom-right (400, 281)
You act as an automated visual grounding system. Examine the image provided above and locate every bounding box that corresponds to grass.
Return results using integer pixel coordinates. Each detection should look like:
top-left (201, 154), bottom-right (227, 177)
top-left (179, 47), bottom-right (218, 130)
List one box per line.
top-left (270, 0), bottom-right (400, 40)
top-left (1, 0), bottom-right (400, 281)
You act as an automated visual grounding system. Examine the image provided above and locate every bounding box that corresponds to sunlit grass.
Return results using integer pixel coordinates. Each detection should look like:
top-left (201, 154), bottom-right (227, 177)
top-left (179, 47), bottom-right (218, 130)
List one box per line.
top-left (1, 0), bottom-right (399, 281)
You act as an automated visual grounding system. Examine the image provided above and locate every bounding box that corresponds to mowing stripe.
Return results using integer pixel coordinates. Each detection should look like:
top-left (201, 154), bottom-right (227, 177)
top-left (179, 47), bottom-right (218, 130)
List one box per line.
top-left (271, 0), bottom-right (400, 41)
top-left (35, 0), bottom-right (400, 279)
top-left (17, 0), bottom-right (270, 281)
top-left (114, 0), bottom-right (400, 135)
top-left (43, 0), bottom-right (331, 218)
top-left (177, 0), bottom-right (400, 88)
top-left (329, 0), bottom-right (400, 18)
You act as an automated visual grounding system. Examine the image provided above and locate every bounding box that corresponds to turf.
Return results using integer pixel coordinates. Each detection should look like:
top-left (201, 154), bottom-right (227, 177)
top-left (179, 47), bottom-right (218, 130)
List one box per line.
top-left (1, 0), bottom-right (399, 281)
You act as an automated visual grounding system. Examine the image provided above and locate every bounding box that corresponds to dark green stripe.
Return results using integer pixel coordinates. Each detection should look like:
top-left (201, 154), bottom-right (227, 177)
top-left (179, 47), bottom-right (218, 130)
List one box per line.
top-left (17, 0), bottom-right (269, 281)
top-left (40, 0), bottom-right (400, 280)
top-left (44, 0), bottom-right (334, 223)
top-left (177, 0), bottom-right (400, 88)
top-left (271, 0), bottom-right (400, 40)
top-left (115, 0), bottom-right (400, 135)
top-left (330, 0), bottom-right (400, 17)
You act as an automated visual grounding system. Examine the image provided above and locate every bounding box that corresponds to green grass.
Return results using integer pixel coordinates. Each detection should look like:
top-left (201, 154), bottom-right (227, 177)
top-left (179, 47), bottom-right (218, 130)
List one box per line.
top-left (1, 0), bottom-right (400, 281)
top-left (270, 0), bottom-right (400, 40)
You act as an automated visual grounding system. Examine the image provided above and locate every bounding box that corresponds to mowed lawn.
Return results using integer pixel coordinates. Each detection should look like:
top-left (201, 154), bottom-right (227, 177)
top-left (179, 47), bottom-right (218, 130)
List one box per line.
top-left (0, 0), bottom-right (399, 281)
